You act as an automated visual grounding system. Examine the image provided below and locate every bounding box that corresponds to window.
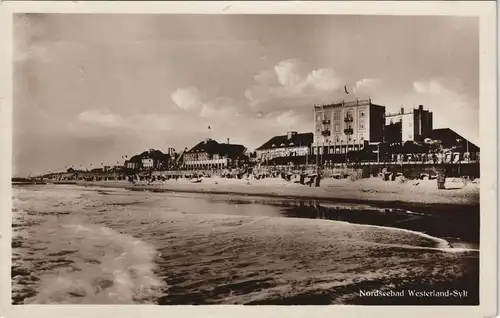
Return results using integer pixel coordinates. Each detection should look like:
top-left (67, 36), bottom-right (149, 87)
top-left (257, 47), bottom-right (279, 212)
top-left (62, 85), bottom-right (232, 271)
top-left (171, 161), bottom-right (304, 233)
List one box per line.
top-left (359, 120), bottom-right (365, 130)
top-left (289, 142), bottom-right (294, 146)
top-left (334, 112), bottom-right (341, 120)
top-left (334, 124), bottom-right (340, 132)
top-left (390, 119), bottom-right (393, 124)
top-left (280, 143), bottom-right (285, 146)
top-left (317, 128), bottom-right (320, 132)
top-left (348, 137), bottom-right (352, 142)
top-left (347, 111), bottom-right (353, 118)
top-left (316, 115), bottom-right (321, 121)
top-left (324, 114), bottom-right (329, 120)
top-left (359, 110), bottom-right (365, 117)
top-left (336, 137), bottom-right (340, 142)
top-left (272, 144), bottom-right (276, 147)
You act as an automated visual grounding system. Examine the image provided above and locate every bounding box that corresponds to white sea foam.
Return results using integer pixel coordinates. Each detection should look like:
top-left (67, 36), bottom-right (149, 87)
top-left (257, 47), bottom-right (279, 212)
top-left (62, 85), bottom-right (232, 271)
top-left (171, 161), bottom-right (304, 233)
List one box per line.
top-left (23, 222), bottom-right (166, 304)
top-left (355, 240), bottom-right (478, 253)
top-left (325, 219), bottom-right (452, 249)
top-left (12, 184), bottom-right (478, 305)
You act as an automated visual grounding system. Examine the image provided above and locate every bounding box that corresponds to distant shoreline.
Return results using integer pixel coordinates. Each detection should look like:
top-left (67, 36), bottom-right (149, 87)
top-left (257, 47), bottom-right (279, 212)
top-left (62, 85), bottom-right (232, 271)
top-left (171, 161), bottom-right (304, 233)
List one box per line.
top-left (22, 178), bottom-right (480, 215)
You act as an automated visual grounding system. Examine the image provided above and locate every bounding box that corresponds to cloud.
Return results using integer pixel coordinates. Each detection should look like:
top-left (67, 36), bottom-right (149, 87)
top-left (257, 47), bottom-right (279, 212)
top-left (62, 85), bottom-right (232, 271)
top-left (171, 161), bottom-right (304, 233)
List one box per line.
top-left (170, 87), bottom-right (205, 111)
top-left (353, 78), bottom-right (384, 95)
top-left (305, 68), bottom-right (342, 92)
top-left (78, 109), bottom-right (125, 127)
top-left (411, 78), bottom-right (479, 144)
top-left (413, 79), bottom-right (448, 95)
top-left (40, 69), bottom-right (481, 168)
top-left (200, 93), bottom-right (304, 144)
top-left (245, 59), bottom-right (344, 111)
top-left (412, 78), bottom-right (475, 111)
top-left (200, 103), bottom-right (238, 119)
top-left (76, 109), bottom-right (185, 135)
top-left (74, 92), bottom-right (267, 150)
top-left (170, 87), bottom-right (239, 121)
top-left (274, 59), bottom-right (309, 87)
top-left (276, 110), bottom-right (300, 129)
top-left (253, 69), bottom-right (279, 86)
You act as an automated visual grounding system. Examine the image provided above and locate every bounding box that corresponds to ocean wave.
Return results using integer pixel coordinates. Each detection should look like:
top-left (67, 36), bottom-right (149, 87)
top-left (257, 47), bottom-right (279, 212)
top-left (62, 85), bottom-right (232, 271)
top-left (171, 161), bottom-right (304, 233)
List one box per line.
top-left (12, 185), bottom-right (479, 305)
top-left (328, 220), bottom-right (452, 250)
top-left (15, 220), bottom-right (166, 304)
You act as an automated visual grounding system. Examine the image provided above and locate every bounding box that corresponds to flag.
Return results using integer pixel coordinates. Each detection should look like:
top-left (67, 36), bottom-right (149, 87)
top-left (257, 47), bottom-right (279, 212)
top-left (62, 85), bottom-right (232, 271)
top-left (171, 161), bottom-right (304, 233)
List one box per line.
top-left (344, 85), bottom-right (349, 94)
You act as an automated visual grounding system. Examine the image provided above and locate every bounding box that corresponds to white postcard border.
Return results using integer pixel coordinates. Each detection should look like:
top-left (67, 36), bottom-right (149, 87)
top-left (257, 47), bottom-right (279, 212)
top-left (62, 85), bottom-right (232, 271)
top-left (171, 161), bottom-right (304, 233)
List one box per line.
top-left (0, 2), bottom-right (497, 318)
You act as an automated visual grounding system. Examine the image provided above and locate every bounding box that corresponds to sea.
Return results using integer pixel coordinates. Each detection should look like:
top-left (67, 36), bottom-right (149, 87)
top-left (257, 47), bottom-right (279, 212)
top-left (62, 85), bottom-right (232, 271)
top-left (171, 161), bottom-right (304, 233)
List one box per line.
top-left (11, 184), bottom-right (479, 305)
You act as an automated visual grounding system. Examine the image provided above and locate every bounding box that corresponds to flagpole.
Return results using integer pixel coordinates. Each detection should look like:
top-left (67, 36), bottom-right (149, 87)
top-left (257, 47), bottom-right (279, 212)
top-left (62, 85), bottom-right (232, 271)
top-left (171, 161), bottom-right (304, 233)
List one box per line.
top-left (467, 140), bottom-right (469, 162)
top-left (316, 141), bottom-right (319, 166)
top-left (306, 145), bottom-right (308, 167)
top-left (320, 141), bottom-right (324, 166)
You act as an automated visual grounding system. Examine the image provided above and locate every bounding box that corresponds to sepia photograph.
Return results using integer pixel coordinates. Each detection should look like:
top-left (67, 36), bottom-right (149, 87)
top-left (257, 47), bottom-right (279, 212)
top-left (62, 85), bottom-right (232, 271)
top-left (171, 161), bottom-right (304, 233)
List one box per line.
top-left (0, 2), bottom-right (497, 318)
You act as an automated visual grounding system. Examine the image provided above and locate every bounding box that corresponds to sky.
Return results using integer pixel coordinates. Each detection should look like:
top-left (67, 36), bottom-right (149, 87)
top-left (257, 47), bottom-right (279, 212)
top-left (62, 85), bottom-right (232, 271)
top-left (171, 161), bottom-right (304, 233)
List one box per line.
top-left (13, 14), bottom-right (479, 177)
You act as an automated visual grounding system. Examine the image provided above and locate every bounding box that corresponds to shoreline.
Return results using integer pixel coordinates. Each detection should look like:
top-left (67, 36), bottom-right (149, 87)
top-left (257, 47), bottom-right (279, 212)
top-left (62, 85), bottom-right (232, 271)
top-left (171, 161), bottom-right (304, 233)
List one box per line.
top-left (12, 178), bottom-right (480, 306)
top-left (37, 177), bottom-right (480, 215)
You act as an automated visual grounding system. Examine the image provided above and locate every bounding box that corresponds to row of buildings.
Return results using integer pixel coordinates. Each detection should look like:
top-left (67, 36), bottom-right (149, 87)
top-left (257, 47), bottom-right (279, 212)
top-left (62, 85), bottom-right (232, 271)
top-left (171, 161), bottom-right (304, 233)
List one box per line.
top-left (120, 98), bottom-right (478, 171)
top-left (309, 99), bottom-right (433, 156)
top-left (123, 139), bottom-right (250, 171)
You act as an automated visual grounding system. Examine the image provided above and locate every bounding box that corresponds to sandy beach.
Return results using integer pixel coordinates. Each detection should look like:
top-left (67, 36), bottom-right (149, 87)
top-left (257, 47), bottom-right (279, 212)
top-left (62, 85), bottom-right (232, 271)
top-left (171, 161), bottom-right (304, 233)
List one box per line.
top-left (49, 176), bottom-right (479, 208)
top-left (12, 184), bottom-right (479, 305)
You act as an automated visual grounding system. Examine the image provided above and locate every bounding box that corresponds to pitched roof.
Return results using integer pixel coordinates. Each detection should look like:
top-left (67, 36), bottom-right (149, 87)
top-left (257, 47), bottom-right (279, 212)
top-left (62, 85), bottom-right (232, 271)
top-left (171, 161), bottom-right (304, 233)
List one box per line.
top-left (424, 128), bottom-right (479, 152)
top-left (129, 149), bottom-right (170, 162)
top-left (187, 139), bottom-right (221, 154)
top-left (186, 139), bottom-right (247, 158)
top-left (256, 132), bottom-right (313, 150)
top-left (218, 143), bottom-right (247, 157)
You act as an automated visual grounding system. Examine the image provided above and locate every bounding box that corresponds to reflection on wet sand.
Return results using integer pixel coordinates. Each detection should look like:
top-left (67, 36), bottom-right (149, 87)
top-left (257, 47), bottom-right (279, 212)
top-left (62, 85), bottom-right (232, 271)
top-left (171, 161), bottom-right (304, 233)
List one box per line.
top-left (12, 185), bottom-right (479, 305)
top-left (202, 195), bottom-right (479, 248)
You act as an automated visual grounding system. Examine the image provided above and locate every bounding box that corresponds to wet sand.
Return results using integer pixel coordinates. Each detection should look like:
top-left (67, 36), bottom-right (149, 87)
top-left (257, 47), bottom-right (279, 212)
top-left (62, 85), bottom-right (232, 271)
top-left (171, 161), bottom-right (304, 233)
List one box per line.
top-left (47, 176), bottom-right (480, 213)
top-left (12, 185), bottom-right (479, 305)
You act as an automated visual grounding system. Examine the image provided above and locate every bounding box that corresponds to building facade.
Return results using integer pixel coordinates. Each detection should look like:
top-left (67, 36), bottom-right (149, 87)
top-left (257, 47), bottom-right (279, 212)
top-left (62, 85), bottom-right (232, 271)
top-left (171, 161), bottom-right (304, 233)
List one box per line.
top-left (312, 99), bottom-right (385, 154)
top-left (183, 138), bottom-right (248, 170)
top-left (385, 105), bottom-right (433, 143)
top-left (255, 131), bottom-right (313, 161)
top-left (141, 158), bottom-right (154, 169)
top-left (124, 161), bottom-right (140, 170)
top-left (124, 149), bottom-right (170, 171)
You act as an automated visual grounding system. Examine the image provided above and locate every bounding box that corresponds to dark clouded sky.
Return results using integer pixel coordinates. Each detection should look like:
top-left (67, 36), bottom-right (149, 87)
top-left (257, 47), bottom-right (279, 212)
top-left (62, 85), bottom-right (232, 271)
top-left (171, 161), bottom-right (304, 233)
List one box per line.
top-left (13, 14), bottom-right (479, 176)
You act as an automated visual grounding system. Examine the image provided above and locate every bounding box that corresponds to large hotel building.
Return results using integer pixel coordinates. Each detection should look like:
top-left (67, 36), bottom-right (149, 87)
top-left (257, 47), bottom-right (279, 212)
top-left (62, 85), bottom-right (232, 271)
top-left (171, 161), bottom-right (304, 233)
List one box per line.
top-left (384, 105), bottom-right (433, 143)
top-left (312, 99), bottom-right (386, 155)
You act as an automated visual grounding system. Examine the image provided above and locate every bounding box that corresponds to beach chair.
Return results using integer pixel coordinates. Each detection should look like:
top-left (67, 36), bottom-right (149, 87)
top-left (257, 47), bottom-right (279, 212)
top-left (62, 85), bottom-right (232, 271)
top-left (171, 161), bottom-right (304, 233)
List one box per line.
top-left (315, 175), bottom-right (321, 187)
top-left (306, 175), bottom-right (316, 187)
top-left (299, 174), bottom-right (306, 185)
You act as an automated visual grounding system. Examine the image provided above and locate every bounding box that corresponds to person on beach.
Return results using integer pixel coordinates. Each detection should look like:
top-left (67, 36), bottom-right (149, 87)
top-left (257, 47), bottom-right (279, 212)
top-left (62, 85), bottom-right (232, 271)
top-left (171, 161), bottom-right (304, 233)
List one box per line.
top-left (315, 165), bottom-right (322, 187)
top-left (299, 169), bottom-right (306, 185)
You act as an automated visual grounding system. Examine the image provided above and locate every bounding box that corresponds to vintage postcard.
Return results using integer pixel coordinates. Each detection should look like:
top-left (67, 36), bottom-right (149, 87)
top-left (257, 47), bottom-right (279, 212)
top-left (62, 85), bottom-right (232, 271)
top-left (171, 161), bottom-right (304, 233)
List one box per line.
top-left (0, 1), bottom-right (497, 318)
